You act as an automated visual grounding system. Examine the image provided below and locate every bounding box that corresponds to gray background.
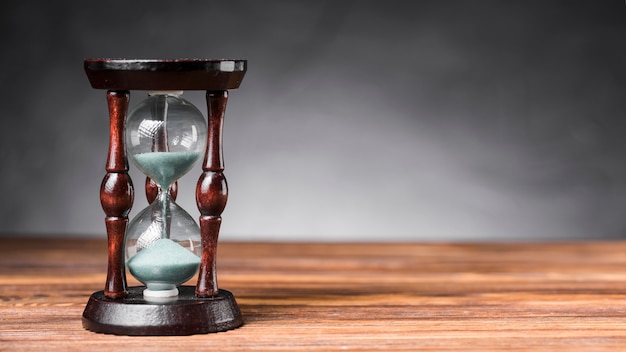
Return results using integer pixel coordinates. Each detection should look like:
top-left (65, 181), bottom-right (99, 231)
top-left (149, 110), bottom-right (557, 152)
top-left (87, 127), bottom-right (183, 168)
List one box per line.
top-left (2, 0), bottom-right (626, 241)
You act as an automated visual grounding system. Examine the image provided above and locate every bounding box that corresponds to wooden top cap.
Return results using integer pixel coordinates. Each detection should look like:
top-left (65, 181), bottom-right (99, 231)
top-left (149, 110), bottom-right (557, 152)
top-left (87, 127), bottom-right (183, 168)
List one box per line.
top-left (84, 59), bottom-right (247, 90)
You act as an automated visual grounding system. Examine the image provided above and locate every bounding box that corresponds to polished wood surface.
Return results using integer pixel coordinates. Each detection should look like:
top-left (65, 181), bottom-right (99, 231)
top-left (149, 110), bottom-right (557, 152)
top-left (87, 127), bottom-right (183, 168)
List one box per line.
top-left (2, 238), bottom-right (626, 350)
top-left (196, 90), bottom-right (229, 297)
top-left (84, 59), bottom-right (247, 90)
top-left (100, 90), bottom-right (133, 299)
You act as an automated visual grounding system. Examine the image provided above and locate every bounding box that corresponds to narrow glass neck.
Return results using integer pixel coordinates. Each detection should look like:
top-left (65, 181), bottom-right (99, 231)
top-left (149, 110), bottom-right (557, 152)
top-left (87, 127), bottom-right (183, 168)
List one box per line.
top-left (157, 186), bottom-right (171, 240)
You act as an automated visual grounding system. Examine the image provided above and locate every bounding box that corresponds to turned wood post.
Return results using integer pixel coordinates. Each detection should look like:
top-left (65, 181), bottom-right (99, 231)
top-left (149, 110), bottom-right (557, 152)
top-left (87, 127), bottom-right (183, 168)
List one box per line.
top-left (100, 90), bottom-right (134, 299)
top-left (195, 90), bottom-right (229, 297)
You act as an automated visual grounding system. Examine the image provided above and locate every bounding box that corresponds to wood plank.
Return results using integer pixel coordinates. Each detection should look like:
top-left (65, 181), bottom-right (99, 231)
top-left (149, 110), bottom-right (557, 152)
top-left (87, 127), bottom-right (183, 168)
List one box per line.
top-left (2, 238), bottom-right (626, 350)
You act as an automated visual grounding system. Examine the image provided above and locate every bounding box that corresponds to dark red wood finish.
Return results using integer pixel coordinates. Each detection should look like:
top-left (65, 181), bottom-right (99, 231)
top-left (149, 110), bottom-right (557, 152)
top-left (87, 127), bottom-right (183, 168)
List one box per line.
top-left (196, 91), bottom-right (229, 297)
top-left (84, 59), bottom-right (246, 90)
top-left (100, 91), bottom-right (134, 299)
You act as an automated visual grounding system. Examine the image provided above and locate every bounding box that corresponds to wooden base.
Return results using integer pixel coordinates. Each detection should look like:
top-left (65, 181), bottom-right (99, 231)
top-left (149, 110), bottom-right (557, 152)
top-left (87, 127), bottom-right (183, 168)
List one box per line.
top-left (82, 286), bottom-right (243, 335)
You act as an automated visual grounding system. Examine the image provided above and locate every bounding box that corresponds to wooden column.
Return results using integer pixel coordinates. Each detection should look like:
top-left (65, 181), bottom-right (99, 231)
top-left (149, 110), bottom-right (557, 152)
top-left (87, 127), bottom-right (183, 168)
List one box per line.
top-left (99, 90), bottom-right (134, 299)
top-left (195, 90), bottom-right (229, 297)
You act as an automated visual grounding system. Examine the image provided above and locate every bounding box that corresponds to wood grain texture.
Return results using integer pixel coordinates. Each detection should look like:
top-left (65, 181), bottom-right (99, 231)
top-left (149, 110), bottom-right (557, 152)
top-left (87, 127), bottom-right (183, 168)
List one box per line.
top-left (100, 90), bottom-right (133, 299)
top-left (84, 59), bottom-right (246, 91)
top-left (195, 91), bottom-right (229, 297)
top-left (2, 238), bottom-right (626, 350)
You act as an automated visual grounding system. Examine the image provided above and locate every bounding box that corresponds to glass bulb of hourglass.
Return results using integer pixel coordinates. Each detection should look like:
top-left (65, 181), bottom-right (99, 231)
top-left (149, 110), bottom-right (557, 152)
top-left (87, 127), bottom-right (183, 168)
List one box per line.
top-left (125, 194), bottom-right (202, 297)
top-left (124, 91), bottom-right (207, 301)
top-left (126, 92), bottom-right (207, 186)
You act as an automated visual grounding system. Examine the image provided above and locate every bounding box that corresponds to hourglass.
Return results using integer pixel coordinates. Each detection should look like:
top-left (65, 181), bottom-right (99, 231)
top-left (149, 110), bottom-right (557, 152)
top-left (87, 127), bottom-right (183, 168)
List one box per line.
top-left (81, 59), bottom-right (246, 335)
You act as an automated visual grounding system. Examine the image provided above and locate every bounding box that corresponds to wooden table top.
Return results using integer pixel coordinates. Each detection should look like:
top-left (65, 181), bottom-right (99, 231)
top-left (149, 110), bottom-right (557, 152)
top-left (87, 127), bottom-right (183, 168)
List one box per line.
top-left (2, 237), bottom-right (626, 351)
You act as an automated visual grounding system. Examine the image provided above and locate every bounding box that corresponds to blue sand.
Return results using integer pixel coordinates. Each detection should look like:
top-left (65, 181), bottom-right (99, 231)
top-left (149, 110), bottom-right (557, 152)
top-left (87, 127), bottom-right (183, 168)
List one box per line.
top-left (133, 151), bottom-right (201, 188)
top-left (127, 238), bottom-right (201, 288)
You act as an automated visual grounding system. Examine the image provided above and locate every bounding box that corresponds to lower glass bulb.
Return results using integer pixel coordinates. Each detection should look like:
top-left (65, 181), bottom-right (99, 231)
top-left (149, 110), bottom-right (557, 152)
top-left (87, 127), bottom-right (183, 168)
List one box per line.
top-left (125, 192), bottom-right (202, 301)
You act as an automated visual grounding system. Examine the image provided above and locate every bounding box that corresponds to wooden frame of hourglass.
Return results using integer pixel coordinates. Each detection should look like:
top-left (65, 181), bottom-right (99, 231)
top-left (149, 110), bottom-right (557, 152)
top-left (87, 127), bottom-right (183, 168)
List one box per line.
top-left (81, 59), bottom-right (246, 335)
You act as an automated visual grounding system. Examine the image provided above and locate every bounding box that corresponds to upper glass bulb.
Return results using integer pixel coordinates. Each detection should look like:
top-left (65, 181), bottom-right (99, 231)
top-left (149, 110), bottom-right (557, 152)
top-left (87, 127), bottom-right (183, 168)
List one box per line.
top-left (125, 92), bottom-right (207, 189)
